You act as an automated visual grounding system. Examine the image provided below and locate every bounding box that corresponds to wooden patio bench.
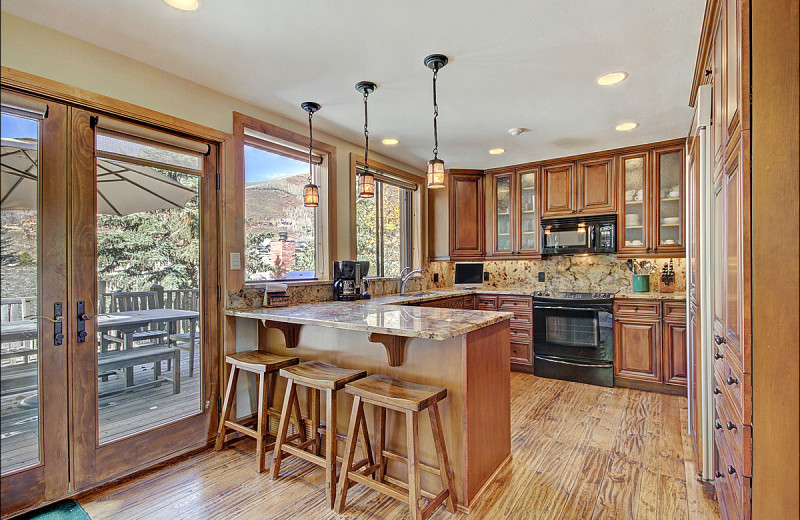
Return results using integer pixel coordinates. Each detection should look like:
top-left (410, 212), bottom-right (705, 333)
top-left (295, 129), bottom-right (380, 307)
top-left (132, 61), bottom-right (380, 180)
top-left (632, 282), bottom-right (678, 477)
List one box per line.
top-left (0, 346), bottom-right (180, 397)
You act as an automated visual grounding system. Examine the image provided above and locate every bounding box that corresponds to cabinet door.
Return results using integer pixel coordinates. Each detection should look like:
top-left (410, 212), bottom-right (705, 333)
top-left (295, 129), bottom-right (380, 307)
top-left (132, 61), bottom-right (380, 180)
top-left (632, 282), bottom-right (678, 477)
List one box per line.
top-left (517, 168), bottom-right (539, 254)
top-left (725, 0), bottom-right (740, 138)
top-left (724, 152), bottom-right (744, 371)
top-left (449, 173), bottom-right (484, 257)
top-left (618, 152), bottom-right (650, 254)
top-left (712, 5), bottom-right (726, 163)
top-left (541, 163), bottom-right (575, 217)
top-left (712, 177), bottom-right (726, 336)
top-left (663, 319), bottom-right (688, 386)
top-left (613, 318), bottom-right (662, 383)
top-left (652, 146), bottom-right (685, 254)
top-left (577, 156), bottom-right (616, 215)
top-left (488, 172), bottom-right (514, 256)
top-left (510, 341), bottom-right (532, 366)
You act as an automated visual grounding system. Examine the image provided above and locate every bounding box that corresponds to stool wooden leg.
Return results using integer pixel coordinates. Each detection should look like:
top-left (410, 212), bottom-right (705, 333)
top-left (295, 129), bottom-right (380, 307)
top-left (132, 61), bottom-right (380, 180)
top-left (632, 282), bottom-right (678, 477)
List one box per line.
top-left (271, 378), bottom-right (297, 479)
top-left (324, 388), bottom-right (337, 508)
top-left (255, 371), bottom-right (269, 473)
top-left (311, 389), bottom-right (322, 456)
top-left (359, 409), bottom-right (375, 470)
top-left (291, 385), bottom-right (307, 443)
top-left (215, 366), bottom-right (239, 451)
top-left (375, 407), bottom-right (387, 482)
top-left (406, 409), bottom-right (422, 520)
top-left (429, 402), bottom-right (456, 513)
top-left (334, 395), bottom-right (363, 514)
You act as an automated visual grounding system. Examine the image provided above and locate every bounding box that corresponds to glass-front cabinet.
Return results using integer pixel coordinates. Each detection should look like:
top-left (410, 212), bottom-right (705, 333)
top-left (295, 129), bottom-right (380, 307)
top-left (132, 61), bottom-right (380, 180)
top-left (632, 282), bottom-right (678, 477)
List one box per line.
top-left (618, 146), bottom-right (684, 256)
top-left (487, 167), bottom-right (540, 258)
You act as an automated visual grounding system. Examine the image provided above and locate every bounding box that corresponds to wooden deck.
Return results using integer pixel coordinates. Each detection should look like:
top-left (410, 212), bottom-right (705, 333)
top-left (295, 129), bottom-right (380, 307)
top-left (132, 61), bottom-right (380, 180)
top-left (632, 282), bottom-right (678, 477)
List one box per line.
top-left (76, 373), bottom-right (720, 520)
top-left (0, 352), bottom-right (201, 474)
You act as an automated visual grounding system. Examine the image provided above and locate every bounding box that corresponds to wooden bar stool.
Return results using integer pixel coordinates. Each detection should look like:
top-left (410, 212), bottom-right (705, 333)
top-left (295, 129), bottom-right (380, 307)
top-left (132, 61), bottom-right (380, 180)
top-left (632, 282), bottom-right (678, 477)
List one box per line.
top-left (271, 361), bottom-right (368, 508)
top-left (334, 374), bottom-right (457, 520)
top-left (214, 350), bottom-right (299, 473)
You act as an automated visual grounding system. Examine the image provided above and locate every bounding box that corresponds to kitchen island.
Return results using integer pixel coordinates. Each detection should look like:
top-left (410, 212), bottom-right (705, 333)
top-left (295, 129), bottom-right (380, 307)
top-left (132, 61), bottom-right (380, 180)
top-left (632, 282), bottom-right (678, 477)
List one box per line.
top-left (225, 297), bottom-right (513, 511)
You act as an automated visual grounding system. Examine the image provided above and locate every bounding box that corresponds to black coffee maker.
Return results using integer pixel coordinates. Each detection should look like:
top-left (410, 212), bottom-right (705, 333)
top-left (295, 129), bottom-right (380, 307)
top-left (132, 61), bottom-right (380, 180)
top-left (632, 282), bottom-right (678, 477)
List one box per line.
top-left (333, 260), bottom-right (370, 301)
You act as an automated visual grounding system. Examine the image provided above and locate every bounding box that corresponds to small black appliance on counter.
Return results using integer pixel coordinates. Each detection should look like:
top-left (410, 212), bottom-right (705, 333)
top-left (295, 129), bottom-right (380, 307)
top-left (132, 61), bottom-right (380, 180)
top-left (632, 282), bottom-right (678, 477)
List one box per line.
top-left (333, 260), bottom-right (370, 301)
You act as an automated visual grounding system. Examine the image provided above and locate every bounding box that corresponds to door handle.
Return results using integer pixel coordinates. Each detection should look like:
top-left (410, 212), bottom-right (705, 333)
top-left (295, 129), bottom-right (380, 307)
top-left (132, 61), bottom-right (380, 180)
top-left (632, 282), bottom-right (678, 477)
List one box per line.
top-left (26, 303), bottom-right (64, 345)
top-left (76, 301), bottom-right (96, 343)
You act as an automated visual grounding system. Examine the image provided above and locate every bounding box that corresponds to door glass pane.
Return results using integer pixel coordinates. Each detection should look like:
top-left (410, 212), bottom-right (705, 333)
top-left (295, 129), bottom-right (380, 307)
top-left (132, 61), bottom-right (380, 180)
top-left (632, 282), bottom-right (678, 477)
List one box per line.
top-left (1, 113), bottom-right (41, 473)
top-left (496, 176), bottom-right (511, 251)
top-left (519, 172), bottom-right (537, 250)
top-left (658, 151), bottom-right (682, 245)
top-left (96, 159), bottom-right (202, 444)
top-left (622, 157), bottom-right (645, 248)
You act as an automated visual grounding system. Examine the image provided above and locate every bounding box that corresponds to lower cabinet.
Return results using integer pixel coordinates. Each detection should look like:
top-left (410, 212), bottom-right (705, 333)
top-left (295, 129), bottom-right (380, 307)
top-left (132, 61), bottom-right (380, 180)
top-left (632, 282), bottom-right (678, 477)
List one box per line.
top-left (419, 296), bottom-right (466, 309)
top-left (475, 294), bottom-right (533, 371)
top-left (613, 299), bottom-right (687, 391)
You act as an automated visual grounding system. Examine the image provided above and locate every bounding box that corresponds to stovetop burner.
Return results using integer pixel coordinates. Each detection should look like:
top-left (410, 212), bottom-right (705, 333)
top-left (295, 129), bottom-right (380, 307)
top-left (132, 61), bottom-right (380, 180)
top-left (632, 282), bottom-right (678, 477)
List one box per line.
top-left (533, 290), bottom-right (615, 300)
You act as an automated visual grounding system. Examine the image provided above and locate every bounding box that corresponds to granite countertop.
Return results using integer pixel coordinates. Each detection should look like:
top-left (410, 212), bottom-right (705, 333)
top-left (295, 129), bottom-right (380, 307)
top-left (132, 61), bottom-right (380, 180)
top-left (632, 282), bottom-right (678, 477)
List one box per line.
top-left (226, 299), bottom-right (514, 341)
top-left (613, 291), bottom-right (687, 301)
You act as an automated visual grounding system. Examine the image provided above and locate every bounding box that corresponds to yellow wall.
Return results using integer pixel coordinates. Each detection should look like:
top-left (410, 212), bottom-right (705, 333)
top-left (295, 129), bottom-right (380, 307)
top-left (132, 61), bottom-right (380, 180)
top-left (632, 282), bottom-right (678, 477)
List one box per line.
top-left (0, 12), bottom-right (423, 261)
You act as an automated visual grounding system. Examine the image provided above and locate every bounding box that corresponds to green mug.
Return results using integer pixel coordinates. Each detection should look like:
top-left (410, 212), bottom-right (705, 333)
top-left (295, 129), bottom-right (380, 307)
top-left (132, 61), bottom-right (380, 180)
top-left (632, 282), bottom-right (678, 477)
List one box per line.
top-left (632, 274), bottom-right (650, 292)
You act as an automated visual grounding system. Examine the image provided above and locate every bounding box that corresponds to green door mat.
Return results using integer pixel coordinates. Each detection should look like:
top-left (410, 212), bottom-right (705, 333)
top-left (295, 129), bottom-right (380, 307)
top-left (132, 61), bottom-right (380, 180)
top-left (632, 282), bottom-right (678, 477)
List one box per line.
top-left (17, 500), bottom-right (90, 520)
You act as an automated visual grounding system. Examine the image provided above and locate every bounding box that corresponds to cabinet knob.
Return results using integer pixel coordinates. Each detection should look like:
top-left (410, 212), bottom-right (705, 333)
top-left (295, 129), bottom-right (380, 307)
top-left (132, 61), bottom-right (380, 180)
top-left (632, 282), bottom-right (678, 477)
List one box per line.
top-left (714, 334), bottom-right (726, 345)
top-left (726, 376), bottom-right (739, 386)
top-left (713, 387), bottom-right (722, 395)
top-left (715, 421), bottom-right (723, 430)
top-left (714, 352), bottom-right (724, 360)
top-left (633, 306), bottom-right (639, 311)
top-left (715, 471), bottom-right (724, 478)
top-left (727, 465), bottom-right (736, 475)
top-left (705, 69), bottom-right (713, 76)
top-left (726, 421), bottom-right (737, 431)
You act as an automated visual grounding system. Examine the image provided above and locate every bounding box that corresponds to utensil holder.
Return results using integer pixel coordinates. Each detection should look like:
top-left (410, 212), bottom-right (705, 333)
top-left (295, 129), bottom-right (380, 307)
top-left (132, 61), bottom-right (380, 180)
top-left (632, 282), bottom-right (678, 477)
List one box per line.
top-left (659, 280), bottom-right (675, 293)
top-left (632, 274), bottom-right (650, 292)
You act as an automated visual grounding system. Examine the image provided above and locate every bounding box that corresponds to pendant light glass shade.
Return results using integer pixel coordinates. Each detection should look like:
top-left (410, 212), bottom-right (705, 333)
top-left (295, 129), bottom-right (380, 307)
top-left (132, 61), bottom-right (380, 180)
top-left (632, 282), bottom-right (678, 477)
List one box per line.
top-left (424, 54), bottom-right (448, 190)
top-left (303, 183), bottom-right (319, 207)
top-left (301, 101), bottom-right (321, 208)
top-left (356, 81), bottom-right (377, 199)
top-left (426, 159), bottom-right (446, 189)
top-left (357, 171), bottom-right (375, 197)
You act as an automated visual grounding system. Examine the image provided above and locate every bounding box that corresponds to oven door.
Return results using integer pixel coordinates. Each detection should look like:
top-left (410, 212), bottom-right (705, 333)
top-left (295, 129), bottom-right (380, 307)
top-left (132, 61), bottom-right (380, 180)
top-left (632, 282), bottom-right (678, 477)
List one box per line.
top-left (532, 303), bottom-right (613, 361)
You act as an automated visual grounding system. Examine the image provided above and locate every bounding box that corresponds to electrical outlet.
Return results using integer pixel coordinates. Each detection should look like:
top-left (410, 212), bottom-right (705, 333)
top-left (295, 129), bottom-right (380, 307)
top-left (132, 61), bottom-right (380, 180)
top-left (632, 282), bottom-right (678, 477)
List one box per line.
top-left (433, 273), bottom-right (439, 283)
top-left (538, 272), bottom-right (545, 282)
top-left (484, 271), bottom-right (490, 281)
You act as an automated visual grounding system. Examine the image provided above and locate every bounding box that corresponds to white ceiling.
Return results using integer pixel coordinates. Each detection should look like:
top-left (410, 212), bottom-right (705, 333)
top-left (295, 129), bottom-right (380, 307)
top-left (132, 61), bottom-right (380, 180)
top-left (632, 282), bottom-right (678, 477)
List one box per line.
top-left (2, 1), bottom-right (704, 170)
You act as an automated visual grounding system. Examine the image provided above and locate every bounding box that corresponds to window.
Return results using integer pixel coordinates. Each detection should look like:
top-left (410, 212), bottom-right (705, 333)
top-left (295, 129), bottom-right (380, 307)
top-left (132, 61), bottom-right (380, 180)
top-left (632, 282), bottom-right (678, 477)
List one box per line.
top-left (243, 128), bottom-right (327, 281)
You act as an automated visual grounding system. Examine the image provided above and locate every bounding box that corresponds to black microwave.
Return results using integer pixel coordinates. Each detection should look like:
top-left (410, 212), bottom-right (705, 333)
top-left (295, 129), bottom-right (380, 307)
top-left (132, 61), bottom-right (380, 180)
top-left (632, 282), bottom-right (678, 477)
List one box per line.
top-left (541, 215), bottom-right (616, 256)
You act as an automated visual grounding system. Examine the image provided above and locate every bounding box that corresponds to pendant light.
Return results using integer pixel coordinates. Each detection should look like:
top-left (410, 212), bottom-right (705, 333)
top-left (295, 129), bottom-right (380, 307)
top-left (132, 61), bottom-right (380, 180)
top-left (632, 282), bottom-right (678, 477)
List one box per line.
top-left (356, 81), bottom-right (376, 198)
top-left (424, 54), bottom-right (448, 189)
top-left (301, 101), bottom-right (321, 208)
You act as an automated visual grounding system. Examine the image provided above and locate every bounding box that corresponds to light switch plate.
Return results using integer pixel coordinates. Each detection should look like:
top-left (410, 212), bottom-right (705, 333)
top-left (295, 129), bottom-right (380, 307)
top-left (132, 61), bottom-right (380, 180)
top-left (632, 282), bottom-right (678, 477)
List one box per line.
top-left (230, 252), bottom-right (241, 270)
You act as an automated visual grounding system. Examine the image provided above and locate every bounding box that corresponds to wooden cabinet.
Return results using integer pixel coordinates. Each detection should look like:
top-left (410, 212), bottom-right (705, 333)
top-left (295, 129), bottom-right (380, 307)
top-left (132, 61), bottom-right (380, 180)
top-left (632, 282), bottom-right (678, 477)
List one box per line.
top-left (419, 295), bottom-right (470, 309)
top-left (486, 168), bottom-right (539, 258)
top-left (618, 146), bottom-right (685, 256)
top-left (540, 158), bottom-right (616, 219)
top-left (475, 294), bottom-right (533, 371)
top-left (428, 169), bottom-right (484, 261)
top-left (613, 299), bottom-right (687, 391)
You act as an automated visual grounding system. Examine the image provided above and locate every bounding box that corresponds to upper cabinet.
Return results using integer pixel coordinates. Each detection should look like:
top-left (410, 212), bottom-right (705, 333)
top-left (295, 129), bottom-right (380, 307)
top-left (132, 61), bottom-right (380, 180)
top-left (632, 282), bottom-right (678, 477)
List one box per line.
top-left (487, 167), bottom-right (539, 258)
top-left (618, 146), bottom-right (685, 256)
top-left (541, 159), bottom-right (616, 218)
top-left (428, 169), bottom-right (485, 261)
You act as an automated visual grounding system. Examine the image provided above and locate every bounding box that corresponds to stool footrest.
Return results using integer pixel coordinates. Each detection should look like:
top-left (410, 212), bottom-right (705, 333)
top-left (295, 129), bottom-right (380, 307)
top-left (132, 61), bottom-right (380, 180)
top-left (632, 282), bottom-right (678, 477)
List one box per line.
top-left (282, 444), bottom-right (325, 468)
top-left (421, 489), bottom-right (451, 519)
top-left (381, 449), bottom-right (442, 476)
top-left (347, 470), bottom-right (408, 503)
top-left (383, 475), bottom-right (439, 501)
top-left (224, 420), bottom-right (257, 439)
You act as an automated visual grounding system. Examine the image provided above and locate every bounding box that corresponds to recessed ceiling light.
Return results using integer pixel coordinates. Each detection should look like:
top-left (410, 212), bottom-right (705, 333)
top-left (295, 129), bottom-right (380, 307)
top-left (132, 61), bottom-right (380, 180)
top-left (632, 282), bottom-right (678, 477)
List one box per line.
top-left (164, 0), bottom-right (201, 11)
top-left (597, 72), bottom-right (628, 86)
top-left (489, 148), bottom-right (505, 155)
top-left (615, 122), bottom-right (639, 131)
top-left (382, 138), bottom-right (399, 145)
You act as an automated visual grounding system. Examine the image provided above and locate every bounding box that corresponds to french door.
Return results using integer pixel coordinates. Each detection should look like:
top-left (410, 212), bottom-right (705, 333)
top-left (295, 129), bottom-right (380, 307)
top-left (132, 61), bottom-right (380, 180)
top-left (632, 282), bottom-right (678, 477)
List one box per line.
top-left (1, 92), bottom-right (219, 514)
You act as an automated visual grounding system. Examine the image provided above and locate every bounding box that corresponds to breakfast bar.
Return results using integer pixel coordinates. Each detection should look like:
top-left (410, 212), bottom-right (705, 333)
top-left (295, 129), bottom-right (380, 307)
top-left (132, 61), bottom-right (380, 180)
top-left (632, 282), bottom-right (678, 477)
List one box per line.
top-left (226, 299), bottom-right (512, 511)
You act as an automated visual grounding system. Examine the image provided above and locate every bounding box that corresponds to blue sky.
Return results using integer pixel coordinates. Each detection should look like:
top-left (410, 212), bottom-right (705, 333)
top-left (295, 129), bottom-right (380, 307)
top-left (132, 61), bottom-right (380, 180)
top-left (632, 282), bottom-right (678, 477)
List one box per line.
top-left (1, 113), bottom-right (38, 139)
top-left (244, 144), bottom-right (308, 183)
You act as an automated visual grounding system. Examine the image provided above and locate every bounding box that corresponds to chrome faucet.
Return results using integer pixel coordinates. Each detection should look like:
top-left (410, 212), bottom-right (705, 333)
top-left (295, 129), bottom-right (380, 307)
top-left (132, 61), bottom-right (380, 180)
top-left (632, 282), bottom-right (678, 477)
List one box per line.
top-left (400, 268), bottom-right (425, 294)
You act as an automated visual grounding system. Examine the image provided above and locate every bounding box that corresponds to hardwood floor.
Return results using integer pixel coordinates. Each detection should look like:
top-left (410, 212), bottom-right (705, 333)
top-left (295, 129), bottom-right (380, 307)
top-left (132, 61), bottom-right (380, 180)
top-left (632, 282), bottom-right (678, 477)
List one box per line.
top-left (76, 373), bottom-right (720, 519)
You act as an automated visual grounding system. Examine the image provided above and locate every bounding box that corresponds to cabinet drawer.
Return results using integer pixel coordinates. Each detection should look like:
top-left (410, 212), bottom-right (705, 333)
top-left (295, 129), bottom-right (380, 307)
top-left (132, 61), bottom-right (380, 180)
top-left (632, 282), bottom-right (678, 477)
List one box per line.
top-left (474, 294), bottom-right (498, 310)
top-left (662, 301), bottom-right (687, 321)
top-left (509, 322), bottom-right (532, 341)
top-left (509, 311), bottom-right (532, 324)
top-left (715, 393), bottom-right (751, 477)
top-left (510, 341), bottom-right (532, 365)
top-left (723, 356), bottom-right (750, 425)
top-left (613, 300), bottom-right (661, 318)
top-left (715, 427), bottom-right (744, 520)
top-left (463, 295), bottom-right (475, 310)
top-left (497, 296), bottom-right (532, 311)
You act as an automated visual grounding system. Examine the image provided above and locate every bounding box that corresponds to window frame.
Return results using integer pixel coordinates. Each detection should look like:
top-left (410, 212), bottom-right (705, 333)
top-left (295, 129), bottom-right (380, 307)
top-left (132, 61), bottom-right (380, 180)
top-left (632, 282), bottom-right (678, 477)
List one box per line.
top-left (349, 153), bottom-right (425, 277)
top-left (234, 112), bottom-right (336, 282)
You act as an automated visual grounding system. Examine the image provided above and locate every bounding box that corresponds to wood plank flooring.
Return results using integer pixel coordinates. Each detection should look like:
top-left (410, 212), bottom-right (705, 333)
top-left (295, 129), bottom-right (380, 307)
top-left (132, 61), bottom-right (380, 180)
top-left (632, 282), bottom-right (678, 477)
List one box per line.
top-left (76, 373), bottom-right (720, 520)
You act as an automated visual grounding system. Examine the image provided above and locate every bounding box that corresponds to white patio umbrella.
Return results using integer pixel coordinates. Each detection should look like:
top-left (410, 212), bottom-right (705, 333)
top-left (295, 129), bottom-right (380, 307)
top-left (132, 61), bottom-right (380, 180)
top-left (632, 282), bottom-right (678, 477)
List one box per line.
top-left (1, 137), bottom-right (196, 215)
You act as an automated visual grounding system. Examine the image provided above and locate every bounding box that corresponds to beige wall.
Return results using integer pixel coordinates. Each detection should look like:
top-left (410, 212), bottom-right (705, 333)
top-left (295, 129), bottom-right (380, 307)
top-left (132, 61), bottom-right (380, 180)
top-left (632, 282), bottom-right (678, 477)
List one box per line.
top-left (0, 12), bottom-right (423, 261)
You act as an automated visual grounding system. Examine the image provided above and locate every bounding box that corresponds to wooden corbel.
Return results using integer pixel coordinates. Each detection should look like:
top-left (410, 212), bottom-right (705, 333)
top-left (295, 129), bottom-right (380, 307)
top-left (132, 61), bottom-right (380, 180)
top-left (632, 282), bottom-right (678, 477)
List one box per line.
top-left (368, 333), bottom-right (408, 366)
top-left (261, 320), bottom-right (301, 349)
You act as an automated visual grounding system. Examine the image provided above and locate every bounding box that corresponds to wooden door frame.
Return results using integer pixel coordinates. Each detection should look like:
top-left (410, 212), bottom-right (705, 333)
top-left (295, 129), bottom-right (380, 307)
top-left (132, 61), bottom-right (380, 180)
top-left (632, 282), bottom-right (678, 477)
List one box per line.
top-left (0, 92), bottom-right (70, 516)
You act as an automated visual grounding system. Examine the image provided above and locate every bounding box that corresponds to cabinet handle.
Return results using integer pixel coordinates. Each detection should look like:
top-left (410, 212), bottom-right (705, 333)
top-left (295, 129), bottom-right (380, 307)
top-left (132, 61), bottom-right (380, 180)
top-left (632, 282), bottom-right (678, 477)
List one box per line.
top-left (726, 421), bottom-right (737, 431)
top-left (714, 334), bottom-right (726, 345)
top-left (726, 376), bottom-right (739, 386)
top-left (714, 352), bottom-right (724, 360)
top-left (727, 465), bottom-right (736, 475)
top-left (715, 471), bottom-right (724, 479)
top-left (715, 421), bottom-right (723, 430)
top-left (713, 387), bottom-right (722, 395)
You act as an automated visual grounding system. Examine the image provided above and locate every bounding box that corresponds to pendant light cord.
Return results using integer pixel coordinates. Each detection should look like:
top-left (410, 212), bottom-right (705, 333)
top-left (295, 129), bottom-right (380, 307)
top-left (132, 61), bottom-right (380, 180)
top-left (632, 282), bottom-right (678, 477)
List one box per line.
top-left (432, 66), bottom-right (439, 160)
top-left (307, 110), bottom-right (314, 184)
top-left (363, 89), bottom-right (370, 170)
